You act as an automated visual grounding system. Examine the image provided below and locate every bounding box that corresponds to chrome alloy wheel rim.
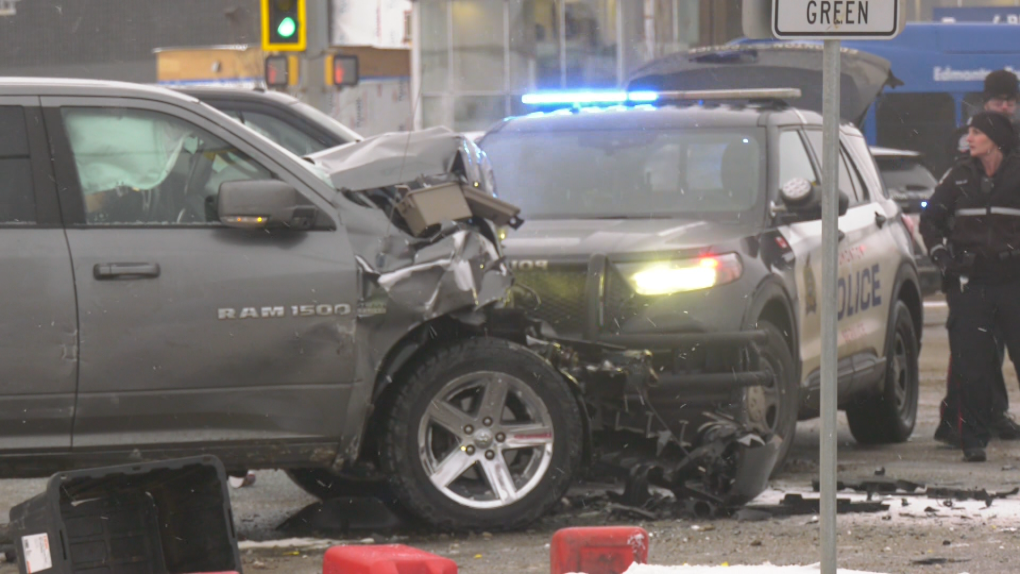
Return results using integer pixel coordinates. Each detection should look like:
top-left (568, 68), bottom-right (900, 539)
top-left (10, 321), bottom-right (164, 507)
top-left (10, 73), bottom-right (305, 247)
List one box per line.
top-left (417, 372), bottom-right (555, 509)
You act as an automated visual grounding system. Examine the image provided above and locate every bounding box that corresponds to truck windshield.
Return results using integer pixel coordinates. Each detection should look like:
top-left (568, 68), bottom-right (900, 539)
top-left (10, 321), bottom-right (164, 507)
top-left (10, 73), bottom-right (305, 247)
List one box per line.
top-left (481, 128), bottom-right (765, 220)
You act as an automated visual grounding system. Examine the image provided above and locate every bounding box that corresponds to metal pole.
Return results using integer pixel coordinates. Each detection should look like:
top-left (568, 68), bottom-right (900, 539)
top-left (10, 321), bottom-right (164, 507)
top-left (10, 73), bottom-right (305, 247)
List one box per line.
top-left (559, 0), bottom-right (567, 88)
top-left (303, 0), bottom-right (331, 113)
top-left (616, 0), bottom-right (625, 86)
top-left (820, 38), bottom-right (841, 574)
top-left (411, 1), bottom-right (423, 130)
top-left (504, 0), bottom-right (512, 117)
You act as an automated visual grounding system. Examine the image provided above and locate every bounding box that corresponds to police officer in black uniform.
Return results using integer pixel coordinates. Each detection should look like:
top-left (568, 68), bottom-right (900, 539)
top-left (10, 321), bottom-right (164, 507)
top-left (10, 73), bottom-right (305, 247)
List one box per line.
top-left (923, 112), bottom-right (1020, 462)
top-left (934, 69), bottom-right (1020, 448)
top-left (949, 70), bottom-right (1020, 160)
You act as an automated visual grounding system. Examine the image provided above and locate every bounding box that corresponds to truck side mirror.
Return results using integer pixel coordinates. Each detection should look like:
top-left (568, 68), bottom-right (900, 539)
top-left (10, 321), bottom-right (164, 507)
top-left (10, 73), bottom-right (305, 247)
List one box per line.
top-left (218, 180), bottom-right (318, 230)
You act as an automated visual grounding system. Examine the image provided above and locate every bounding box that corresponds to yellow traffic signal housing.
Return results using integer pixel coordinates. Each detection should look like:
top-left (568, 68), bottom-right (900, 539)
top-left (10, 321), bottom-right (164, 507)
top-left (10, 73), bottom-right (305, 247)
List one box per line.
top-left (261, 0), bottom-right (307, 52)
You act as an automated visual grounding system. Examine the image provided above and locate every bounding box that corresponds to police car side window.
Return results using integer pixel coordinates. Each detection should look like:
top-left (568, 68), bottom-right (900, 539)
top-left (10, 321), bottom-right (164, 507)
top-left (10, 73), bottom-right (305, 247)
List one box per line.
top-left (778, 130), bottom-right (818, 189)
top-left (0, 106), bottom-right (36, 224)
top-left (805, 130), bottom-right (865, 207)
top-left (61, 107), bottom-right (273, 226)
top-left (839, 153), bottom-right (864, 205)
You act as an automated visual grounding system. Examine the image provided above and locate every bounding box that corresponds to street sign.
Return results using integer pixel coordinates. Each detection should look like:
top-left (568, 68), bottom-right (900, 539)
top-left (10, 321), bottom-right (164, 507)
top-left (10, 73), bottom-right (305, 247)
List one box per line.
top-left (773, 0), bottom-right (902, 39)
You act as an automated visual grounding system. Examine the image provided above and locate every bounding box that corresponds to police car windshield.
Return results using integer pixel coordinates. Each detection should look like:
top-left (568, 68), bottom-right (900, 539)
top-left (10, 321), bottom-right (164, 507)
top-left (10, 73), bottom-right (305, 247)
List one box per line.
top-left (482, 127), bottom-right (765, 220)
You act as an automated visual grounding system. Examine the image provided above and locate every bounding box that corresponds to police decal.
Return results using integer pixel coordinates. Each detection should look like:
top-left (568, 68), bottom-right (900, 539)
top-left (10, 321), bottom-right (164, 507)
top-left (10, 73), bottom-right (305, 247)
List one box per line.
top-left (837, 264), bottom-right (882, 321)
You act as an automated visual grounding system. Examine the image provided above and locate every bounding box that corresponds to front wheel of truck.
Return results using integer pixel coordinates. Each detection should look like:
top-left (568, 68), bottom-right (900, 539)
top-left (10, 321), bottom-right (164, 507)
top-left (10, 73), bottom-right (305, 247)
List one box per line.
top-left (378, 337), bottom-right (583, 531)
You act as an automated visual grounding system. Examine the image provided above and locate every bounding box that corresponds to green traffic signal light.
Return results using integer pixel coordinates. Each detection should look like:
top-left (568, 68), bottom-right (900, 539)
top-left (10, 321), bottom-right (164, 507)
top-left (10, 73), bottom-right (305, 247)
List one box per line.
top-left (277, 17), bottom-right (297, 38)
top-left (262, 0), bottom-right (305, 51)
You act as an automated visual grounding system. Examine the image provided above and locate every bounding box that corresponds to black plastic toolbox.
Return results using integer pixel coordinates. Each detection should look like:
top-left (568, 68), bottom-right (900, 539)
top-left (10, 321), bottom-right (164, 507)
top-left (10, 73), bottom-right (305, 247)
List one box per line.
top-left (7, 455), bottom-right (241, 574)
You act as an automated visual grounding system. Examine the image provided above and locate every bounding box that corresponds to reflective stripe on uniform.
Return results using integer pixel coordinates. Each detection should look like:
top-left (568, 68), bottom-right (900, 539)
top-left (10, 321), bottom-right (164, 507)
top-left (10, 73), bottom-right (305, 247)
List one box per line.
top-left (990, 207), bottom-right (1020, 217)
top-left (955, 208), bottom-right (987, 216)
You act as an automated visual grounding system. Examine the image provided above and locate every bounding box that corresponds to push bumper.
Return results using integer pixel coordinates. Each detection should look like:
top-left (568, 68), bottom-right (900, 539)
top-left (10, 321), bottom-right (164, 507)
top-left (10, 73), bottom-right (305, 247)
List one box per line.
top-left (575, 254), bottom-right (774, 392)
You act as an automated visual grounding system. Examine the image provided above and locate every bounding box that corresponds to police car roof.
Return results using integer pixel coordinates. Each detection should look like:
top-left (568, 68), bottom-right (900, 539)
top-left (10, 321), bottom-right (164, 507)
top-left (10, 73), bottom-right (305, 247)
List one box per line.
top-left (0, 77), bottom-right (199, 103)
top-left (495, 102), bottom-right (818, 133)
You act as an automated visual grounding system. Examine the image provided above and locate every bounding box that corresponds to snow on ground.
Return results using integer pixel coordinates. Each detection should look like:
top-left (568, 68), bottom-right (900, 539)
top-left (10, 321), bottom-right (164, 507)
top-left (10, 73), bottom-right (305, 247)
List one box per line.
top-left (751, 485), bottom-right (1020, 526)
top-left (622, 565), bottom-right (886, 573)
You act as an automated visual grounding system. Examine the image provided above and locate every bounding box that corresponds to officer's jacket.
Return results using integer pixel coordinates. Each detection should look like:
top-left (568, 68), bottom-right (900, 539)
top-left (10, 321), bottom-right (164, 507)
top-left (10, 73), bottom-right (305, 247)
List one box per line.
top-left (921, 150), bottom-right (1020, 282)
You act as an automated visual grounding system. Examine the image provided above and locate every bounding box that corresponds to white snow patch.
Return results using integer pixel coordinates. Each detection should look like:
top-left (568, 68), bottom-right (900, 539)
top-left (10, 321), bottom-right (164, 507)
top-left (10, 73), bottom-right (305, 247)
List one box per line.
top-left (238, 538), bottom-right (347, 550)
top-left (751, 485), bottom-right (1020, 525)
top-left (619, 565), bottom-right (886, 573)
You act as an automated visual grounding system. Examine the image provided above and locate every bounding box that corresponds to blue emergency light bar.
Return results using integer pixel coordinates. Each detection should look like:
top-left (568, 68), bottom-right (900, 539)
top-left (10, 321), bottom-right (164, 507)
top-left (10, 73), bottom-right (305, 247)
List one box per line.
top-left (521, 88), bottom-right (801, 107)
top-left (521, 91), bottom-right (660, 106)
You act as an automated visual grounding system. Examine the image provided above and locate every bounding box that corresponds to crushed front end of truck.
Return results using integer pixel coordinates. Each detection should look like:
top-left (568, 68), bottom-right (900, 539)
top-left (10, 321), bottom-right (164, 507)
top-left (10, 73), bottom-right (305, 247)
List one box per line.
top-left (307, 127), bottom-right (779, 524)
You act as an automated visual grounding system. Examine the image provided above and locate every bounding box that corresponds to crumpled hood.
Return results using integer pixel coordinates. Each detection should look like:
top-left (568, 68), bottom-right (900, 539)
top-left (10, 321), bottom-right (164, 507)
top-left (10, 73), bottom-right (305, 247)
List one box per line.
top-left (319, 127), bottom-right (513, 375)
top-left (502, 218), bottom-right (757, 258)
top-left (309, 126), bottom-right (493, 193)
top-left (626, 43), bottom-right (902, 124)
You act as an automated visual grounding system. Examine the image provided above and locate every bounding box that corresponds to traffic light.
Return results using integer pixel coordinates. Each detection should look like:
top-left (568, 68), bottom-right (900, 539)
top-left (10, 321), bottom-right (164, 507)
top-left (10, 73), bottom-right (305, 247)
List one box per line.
top-left (261, 0), bottom-right (307, 52)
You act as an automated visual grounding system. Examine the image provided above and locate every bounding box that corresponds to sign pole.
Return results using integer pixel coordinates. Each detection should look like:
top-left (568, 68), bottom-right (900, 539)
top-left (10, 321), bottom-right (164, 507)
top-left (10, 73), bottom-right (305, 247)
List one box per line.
top-left (758, 2), bottom-right (902, 572)
top-left (302, 0), bottom-right (331, 113)
top-left (820, 38), bottom-right (841, 574)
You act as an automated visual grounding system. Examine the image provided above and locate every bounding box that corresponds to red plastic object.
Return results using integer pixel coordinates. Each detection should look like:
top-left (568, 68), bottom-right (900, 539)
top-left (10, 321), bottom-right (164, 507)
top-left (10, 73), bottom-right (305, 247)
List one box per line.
top-left (551, 526), bottom-right (650, 574)
top-left (323, 544), bottom-right (458, 574)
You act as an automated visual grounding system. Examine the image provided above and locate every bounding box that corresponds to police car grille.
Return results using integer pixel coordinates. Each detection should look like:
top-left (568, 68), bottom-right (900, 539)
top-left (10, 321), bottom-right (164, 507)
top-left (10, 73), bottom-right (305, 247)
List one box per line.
top-left (604, 267), bottom-right (644, 333)
top-left (513, 265), bottom-right (589, 335)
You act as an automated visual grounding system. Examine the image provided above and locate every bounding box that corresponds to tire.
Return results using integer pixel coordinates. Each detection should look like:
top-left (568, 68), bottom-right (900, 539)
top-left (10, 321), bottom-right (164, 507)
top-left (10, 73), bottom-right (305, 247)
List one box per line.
top-left (846, 300), bottom-right (919, 444)
top-left (746, 320), bottom-right (799, 475)
top-left (378, 337), bottom-right (583, 531)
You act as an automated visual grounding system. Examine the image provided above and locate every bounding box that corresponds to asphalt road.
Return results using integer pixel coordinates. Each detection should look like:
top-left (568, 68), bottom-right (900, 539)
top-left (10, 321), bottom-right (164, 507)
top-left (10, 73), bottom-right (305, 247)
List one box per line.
top-left (6, 295), bottom-right (1020, 573)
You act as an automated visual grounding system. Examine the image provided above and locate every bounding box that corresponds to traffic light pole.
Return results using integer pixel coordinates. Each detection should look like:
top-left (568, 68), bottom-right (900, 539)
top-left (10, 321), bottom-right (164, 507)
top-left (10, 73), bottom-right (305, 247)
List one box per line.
top-left (300, 0), bottom-right (332, 113)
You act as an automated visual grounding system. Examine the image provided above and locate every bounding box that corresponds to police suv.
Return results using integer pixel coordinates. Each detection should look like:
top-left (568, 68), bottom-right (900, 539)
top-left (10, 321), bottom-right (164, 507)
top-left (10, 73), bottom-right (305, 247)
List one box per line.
top-left (480, 88), bottom-right (923, 468)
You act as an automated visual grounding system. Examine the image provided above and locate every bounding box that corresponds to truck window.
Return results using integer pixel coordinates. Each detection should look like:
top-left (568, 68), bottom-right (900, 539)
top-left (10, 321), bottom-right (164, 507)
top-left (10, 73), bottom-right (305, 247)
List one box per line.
top-left (60, 107), bottom-right (272, 225)
top-left (0, 106), bottom-right (36, 224)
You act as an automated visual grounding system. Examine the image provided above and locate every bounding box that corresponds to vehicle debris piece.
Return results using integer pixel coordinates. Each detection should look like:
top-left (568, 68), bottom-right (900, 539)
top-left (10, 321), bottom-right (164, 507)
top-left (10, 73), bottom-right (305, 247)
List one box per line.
top-left (911, 557), bottom-right (971, 566)
top-left (812, 477), bottom-right (925, 496)
top-left (744, 494), bottom-right (889, 517)
top-left (6, 456), bottom-right (241, 574)
top-left (606, 503), bottom-right (659, 521)
top-left (925, 486), bottom-right (1020, 506)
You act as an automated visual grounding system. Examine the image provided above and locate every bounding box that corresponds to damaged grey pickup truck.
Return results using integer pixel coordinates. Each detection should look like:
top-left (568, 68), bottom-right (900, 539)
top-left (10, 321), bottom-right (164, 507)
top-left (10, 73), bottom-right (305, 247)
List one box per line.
top-left (0, 78), bottom-right (777, 531)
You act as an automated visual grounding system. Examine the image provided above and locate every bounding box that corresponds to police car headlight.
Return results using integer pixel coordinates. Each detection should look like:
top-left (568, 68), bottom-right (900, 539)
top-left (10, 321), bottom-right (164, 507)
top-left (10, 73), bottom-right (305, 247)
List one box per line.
top-left (621, 254), bottom-right (743, 296)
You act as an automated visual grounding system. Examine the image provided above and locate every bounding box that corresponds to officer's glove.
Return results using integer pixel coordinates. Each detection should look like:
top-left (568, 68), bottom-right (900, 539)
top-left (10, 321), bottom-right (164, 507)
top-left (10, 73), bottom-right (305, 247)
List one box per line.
top-left (931, 248), bottom-right (955, 275)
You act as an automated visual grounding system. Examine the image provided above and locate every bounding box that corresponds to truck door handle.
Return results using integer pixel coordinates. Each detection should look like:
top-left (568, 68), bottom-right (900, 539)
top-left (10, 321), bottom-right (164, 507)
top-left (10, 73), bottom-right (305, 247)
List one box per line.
top-left (875, 212), bottom-right (888, 228)
top-left (93, 262), bottom-right (161, 279)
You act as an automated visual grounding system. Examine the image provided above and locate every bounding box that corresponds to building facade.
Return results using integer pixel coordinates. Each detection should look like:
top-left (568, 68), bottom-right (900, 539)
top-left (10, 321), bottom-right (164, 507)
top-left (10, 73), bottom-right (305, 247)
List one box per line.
top-left (0, 0), bottom-right (261, 82)
top-left (412, 0), bottom-right (1020, 132)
